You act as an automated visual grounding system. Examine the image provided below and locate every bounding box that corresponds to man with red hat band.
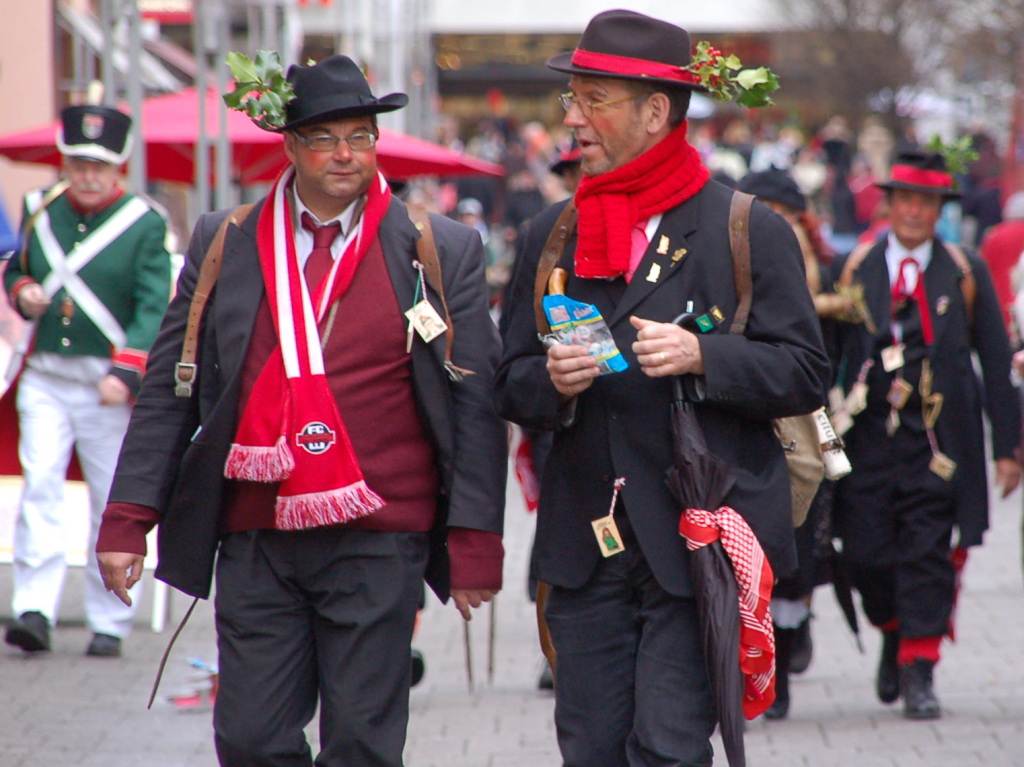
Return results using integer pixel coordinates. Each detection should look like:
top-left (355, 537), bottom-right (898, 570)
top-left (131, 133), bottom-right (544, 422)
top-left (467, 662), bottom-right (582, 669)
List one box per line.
top-left (95, 55), bottom-right (506, 765)
top-left (3, 103), bottom-right (170, 659)
top-left (496, 10), bottom-right (829, 764)
top-left (832, 149), bottom-right (1020, 719)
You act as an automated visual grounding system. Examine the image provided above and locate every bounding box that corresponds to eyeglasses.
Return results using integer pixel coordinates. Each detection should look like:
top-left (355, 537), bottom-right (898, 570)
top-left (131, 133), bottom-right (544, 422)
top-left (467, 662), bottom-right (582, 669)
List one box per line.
top-left (293, 131), bottom-right (378, 152)
top-left (559, 91), bottom-right (638, 118)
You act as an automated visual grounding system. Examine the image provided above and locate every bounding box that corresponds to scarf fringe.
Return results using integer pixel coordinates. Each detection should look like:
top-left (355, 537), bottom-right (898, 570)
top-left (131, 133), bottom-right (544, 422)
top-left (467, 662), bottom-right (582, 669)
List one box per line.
top-left (224, 437), bottom-right (295, 482)
top-left (274, 481), bottom-right (386, 531)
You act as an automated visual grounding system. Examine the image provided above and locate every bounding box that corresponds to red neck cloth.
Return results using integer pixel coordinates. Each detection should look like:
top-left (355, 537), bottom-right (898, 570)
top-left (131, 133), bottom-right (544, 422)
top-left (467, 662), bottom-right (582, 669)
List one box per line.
top-left (678, 505), bottom-right (777, 720)
top-left (573, 120), bottom-right (709, 279)
top-left (224, 166), bottom-right (390, 531)
top-left (891, 257), bottom-right (933, 345)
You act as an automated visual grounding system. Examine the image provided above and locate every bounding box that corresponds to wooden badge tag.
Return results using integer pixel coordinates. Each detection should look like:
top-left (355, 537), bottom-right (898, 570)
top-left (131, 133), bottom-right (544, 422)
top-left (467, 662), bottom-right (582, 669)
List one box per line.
top-left (881, 344), bottom-right (905, 372)
top-left (404, 300), bottom-right (447, 343)
top-left (591, 516), bottom-right (625, 557)
top-left (886, 378), bottom-right (913, 410)
top-left (846, 381), bottom-right (869, 416)
top-left (929, 452), bottom-right (957, 481)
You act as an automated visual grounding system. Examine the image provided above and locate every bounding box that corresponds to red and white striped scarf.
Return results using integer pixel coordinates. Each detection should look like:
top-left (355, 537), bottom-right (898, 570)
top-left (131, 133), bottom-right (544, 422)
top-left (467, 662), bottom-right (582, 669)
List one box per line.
top-left (224, 166), bottom-right (391, 530)
top-left (678, 505), bottom-right (776, 719)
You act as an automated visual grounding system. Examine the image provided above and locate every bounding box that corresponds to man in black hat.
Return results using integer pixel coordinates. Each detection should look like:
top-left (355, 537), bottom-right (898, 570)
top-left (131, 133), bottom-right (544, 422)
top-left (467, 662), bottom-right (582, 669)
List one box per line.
top-left (2, 102), bottom-right (170, 659)
top-left (95, 55), bottom-right (506, 765)
top-left (832, 149), bottom-right (1020, 719)
top-left (495, 10), bottom-right (829, 764)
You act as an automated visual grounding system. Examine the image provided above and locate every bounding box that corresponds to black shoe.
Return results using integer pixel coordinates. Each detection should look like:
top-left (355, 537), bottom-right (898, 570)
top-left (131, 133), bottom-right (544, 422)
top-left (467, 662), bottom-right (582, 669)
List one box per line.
top-left (790, 617), bottom-right (813, 675)
top-left (411, 648), bottom-right (425, 687)
top-left (86, 633), bottom-right (122, 657)
top-left (900, 658), bottom-right (942, 720)
top-left (876, 630), bottom-right (900, 704)
top-left (5, 611), bottom-right (50, 653)
top-left (537, 660), bottom-right (554, 691)
top-left (763, 693), bottom-right (790, 720)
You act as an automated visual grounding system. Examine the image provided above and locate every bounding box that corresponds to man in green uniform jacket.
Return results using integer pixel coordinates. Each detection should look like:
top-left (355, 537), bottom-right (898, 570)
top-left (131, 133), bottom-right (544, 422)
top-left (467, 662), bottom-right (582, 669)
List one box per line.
top-left (2, 102), bottom-right (170, 658)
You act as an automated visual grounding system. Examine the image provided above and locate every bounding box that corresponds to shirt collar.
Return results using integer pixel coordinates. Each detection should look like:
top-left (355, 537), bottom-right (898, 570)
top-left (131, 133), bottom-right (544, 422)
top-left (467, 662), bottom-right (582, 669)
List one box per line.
top-left (885, 232), bottom-right (933, 285)
top-left (290, 184), bottom-right (361, 237)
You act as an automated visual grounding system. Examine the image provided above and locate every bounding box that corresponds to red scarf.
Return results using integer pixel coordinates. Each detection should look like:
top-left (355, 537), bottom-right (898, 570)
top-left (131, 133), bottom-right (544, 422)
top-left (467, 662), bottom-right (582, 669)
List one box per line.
top-left (573, 121), bottom-right (709, 279)
top-left (678, 505), bottom-right (776, 720)
top-left (224, 166), bottom-right (390, 531)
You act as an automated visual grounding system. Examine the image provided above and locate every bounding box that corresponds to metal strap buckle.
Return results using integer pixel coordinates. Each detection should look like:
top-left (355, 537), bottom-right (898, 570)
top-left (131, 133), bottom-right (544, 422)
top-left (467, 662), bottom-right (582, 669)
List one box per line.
top-left (174, 362), bottom-right (197, 397)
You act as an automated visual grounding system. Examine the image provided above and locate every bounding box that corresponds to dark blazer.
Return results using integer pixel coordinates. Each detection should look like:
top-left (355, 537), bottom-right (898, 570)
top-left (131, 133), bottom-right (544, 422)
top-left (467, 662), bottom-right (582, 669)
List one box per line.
top-left (108, 196), bottom-right (507, 599)
top-left (832, 238), bottom-right (1019, 547)
top-left (495, 180), bottom-right (830, 596)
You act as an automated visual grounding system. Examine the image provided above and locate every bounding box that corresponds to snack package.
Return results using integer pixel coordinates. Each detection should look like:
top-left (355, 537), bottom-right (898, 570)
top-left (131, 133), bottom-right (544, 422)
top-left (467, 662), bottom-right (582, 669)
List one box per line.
top-left (542, 294), bottom-right (628, 374)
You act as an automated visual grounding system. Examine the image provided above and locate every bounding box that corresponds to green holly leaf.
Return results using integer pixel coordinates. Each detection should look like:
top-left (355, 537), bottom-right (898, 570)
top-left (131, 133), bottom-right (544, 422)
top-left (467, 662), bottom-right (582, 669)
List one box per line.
top-left (723, 54), bottom-right (742, 71)
top-left (734, 67), bottom-right (771, 91)
top-left (226, 51), bottom-right (258, 84)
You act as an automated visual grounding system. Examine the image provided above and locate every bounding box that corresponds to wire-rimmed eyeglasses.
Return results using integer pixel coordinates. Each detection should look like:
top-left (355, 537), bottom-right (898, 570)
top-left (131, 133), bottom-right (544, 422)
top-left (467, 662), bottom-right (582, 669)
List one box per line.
top-left (558, 91), bottom-right (637, 118)
top-left (293, 131), bottom-right (378, 152)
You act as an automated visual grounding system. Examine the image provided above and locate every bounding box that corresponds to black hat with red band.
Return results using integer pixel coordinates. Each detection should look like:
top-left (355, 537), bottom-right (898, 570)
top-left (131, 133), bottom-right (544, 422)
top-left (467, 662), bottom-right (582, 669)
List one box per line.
top-left (876, 149), bottom-right (960, 199)
top-left (546, 9), bottom-right (707, 91)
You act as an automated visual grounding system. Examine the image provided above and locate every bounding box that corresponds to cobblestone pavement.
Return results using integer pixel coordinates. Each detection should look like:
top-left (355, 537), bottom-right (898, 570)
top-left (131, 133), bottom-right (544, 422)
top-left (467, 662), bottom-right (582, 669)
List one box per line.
top-left (2, 462), bottom-right (1023, 766)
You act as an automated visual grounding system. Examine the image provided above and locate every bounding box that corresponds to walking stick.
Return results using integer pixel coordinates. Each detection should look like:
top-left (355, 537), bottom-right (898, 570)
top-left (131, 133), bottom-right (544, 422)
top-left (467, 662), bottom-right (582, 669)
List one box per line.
top-left (487, 595), bottom-right (497, 685)
top-left (463, 620), bottom-right (474, 693)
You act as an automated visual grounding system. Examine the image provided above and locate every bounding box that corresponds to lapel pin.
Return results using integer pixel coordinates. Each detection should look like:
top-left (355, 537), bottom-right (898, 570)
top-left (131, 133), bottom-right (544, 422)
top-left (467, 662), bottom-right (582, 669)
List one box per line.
top-left (646, 263), bottom-right (662, 283)
top-left (671, 248), bottom-right (687, 264)
top-left (936, 295), bottom-right (950, 315)
top-left (656, 235), bottom-right (670, 255)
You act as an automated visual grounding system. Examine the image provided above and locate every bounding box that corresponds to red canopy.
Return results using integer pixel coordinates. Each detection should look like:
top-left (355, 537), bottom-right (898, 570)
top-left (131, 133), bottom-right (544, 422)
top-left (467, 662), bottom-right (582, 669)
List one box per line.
top-left (0, 87), bottom-right (504, 186)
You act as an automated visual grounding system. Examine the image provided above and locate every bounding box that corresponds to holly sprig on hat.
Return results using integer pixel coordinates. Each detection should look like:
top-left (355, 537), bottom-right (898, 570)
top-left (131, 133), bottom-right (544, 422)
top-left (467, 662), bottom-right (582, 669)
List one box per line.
top-left (686, 41), bottom-right (779, 108)
top-left (223, 50), bottom-right (296, 130)
top-left (924, 134), bottom-right (979, 178)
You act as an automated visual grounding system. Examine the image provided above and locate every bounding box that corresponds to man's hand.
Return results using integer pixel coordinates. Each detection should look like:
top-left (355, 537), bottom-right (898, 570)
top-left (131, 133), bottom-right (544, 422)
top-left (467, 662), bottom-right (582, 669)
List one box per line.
top-left (17, 283), bottom-right (50, 319)
top-left (995, 457), bottom-right (1022, 499)
top-left (630, 316), bottom-right (703, 376)
top-left (97, 551), bottom-right (145, 607)
top-left (547, 343), bottom-right (599, 398)
top-left (98, 374), bottom-right (131, 405)
top-left (451, 588), bottom-right (496, 621)
top-left (1012, 349), bottom-right (1024, 379)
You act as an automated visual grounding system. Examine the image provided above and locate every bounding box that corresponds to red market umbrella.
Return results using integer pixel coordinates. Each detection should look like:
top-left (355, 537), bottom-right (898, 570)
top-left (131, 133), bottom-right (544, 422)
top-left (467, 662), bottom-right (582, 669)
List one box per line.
top-left (0, 88), bottom-right (505, 186)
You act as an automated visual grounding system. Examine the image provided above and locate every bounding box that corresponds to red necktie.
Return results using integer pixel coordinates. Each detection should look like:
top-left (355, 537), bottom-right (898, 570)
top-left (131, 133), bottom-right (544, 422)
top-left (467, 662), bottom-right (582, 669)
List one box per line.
top-left (891, 256), bottom-right (933, 345)
top-left (301, 212), bottom-right (342, 290)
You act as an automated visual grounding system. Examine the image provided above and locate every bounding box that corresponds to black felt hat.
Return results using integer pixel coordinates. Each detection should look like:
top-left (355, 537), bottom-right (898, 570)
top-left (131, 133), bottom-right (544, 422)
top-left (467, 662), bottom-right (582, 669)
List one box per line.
top-left (876, 149), bottom-right (959, 199)
top-left (546, 9), bottom-right (706, 91)
top-left (737, 167), bottom-right (806, 212)
top-left (57, 105), bottom-right (133, 165)
top-left (274, 55), bottom-right (408, 132)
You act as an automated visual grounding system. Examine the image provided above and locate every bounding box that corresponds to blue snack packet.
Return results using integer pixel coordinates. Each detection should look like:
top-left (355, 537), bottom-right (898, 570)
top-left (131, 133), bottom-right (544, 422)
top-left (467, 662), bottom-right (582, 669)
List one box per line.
top-left (542, 294), bottom-right (628, 374)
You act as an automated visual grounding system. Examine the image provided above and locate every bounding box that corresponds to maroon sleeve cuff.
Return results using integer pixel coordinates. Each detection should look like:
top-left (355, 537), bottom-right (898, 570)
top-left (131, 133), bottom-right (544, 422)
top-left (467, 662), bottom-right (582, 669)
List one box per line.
top-left (96, 502), bottom-right (159, 556)
top-left (447, 527), bottom-right (504, 591)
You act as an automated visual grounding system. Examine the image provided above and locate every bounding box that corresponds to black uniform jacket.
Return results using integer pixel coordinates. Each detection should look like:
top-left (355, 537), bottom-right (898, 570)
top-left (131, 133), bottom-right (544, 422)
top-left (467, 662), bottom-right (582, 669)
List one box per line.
top-left (108, 196), bottom-right (507, 599)
top-left (495, 180), bottom-right (830, 596)
top-left (832, 238), bottom-right (1020, 547)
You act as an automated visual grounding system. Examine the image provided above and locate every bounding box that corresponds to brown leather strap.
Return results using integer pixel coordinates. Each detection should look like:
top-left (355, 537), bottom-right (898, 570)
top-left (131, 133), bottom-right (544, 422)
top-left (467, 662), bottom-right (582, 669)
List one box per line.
top-left (728, 191), bottom-right (754, 335)
top-left (406, 206), bottom-right (473, 380)
top-left (533, 202), bottom-right (578, 335)
top-left (174, 203), bottom-right (254, 397)
top-left (838, 241), bottom-right (874, 290)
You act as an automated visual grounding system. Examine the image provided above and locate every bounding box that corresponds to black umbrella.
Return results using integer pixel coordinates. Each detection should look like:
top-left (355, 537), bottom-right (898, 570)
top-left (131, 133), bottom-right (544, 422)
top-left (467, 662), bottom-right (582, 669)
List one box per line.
top-left (665, 315), bottom-right (748, 767)
top-left (828, 538), bottom-right (865, 653)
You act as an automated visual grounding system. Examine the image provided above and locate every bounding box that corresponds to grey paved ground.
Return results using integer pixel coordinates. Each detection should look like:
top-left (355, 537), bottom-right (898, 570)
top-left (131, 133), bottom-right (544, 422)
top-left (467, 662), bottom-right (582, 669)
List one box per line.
top-left (2, 457), bottom-right (1023, 766)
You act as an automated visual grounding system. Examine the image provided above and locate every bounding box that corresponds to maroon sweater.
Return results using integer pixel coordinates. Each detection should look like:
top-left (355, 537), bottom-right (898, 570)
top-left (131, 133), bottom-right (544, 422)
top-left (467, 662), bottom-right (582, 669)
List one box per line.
top-left (98, 235), bottom-right (501, 590)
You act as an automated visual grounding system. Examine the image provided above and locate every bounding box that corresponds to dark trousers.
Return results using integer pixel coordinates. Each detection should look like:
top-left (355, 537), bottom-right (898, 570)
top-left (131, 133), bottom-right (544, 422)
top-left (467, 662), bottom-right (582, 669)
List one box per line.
top-left (835, 420), bottom-right (956, 638)
top-left (545, 531), bottom-right (715, 767)
top-left (212, 527), bottom-right (429, 767)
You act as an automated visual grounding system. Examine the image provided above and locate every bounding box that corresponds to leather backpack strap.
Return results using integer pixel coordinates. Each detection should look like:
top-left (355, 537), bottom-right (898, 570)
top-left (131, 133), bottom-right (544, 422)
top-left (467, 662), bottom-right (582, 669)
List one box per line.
top-left (174, 203), bottom-right (254, 397)
top-left (942, 241), bottom-right (976, 324)
top-left (728, 191), bottom-right (754, 335)
top-left (406, 206), bottom-right (473, 381)
top-left (533, 202), bottom-right (578, 336)
top-left (838, 240), bottom-right (874, 289)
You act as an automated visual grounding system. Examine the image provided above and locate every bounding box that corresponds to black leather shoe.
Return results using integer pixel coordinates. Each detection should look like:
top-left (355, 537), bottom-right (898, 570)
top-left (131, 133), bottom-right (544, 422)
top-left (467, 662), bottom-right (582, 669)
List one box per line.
top-left (5, 611), bottom-right (51, 653)
top-left (900, 658), bottom-right (942, 720)
top-left (876, 630), bottom-right (900, 704)
top-left (86, 633), bottom-right (122, 658)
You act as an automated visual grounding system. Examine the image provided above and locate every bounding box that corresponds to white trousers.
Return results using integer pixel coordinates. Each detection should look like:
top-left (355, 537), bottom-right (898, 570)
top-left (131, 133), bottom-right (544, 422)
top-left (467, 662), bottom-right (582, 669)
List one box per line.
top-left (13, 367), bottom-right (140, 637)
